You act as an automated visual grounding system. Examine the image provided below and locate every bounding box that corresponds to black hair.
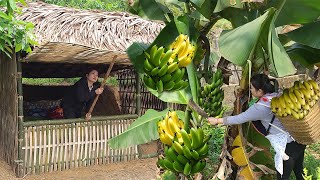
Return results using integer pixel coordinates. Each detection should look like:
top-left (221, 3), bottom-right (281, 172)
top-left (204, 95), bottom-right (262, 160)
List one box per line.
top-left (86, 68), bottom-right (99, 75)
top-left (251, 74), bottom-right (275, 94)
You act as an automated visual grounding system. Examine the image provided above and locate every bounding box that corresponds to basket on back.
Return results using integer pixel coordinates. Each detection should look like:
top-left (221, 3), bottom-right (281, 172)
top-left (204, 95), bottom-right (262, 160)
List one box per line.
top-left (271, 80), bottom-right (320, 145)
top-left (277, 100), bottom-right (320, 145)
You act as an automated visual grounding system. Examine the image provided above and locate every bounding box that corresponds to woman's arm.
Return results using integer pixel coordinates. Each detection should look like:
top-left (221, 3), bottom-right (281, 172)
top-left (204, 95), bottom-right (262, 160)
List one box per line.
top-left (208, 103), bottom-right (271, 126)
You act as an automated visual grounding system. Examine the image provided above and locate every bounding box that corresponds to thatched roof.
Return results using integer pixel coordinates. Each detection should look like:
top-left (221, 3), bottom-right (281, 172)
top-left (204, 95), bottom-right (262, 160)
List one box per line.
top-left (17, 1), bottom-right (164, 77)
top-left (18, 2), bottom-right (164, 77)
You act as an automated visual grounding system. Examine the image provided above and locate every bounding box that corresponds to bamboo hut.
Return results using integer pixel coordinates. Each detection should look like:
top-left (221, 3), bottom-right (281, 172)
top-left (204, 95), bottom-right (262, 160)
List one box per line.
top-left (0, 1), bottom-right (166, 177)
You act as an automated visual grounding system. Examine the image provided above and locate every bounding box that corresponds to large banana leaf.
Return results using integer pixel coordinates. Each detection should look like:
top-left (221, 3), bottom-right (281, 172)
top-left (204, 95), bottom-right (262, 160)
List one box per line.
top-left (108, 109), bottom-right (185, 149)
top-left (219, 9), bottom-right (275, 66)
top-left (286, 21), bottom-right (320, 49)
top-left (275, 0), bottom-right (320, 26)
top-left (268, 22), bottom-right (297, 77)
top-left (190, 0), bottom-right (217, 19)
top-left (286, 43), bottom-right (320, 68)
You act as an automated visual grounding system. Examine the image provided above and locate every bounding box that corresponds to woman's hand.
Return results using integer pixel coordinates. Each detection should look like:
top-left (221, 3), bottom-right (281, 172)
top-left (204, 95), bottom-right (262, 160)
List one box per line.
top-left (95, 87), bottom-right (104, 95)
top-left (208, 117), bottom-right (223, 125)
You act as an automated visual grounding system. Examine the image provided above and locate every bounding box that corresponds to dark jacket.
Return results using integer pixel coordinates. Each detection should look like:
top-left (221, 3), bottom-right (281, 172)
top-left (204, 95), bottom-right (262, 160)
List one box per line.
top-left (61, 77), bottom-right (101, 118)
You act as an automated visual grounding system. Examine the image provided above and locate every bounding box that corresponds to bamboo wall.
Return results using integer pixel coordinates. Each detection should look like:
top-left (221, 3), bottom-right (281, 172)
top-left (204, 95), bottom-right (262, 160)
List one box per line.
top-left (0, 52), bottom-right (18, 173)
top-left (116, 68), bottom-right (166, 115)
top-left (21, 116), bottom-right (138, 175)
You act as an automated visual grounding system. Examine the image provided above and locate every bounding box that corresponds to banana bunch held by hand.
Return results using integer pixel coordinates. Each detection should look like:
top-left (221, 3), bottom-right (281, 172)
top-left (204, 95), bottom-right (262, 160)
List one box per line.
top-left (157, 111), bottom-right (210, 176)
top-left (271, 80), bottom-right (320, 120)
top-left (199, 69), bottom-right (225, 117)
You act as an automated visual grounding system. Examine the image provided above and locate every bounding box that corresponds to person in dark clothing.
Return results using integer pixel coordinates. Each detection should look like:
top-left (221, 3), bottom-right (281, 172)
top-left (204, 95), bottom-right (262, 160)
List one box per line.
top-left (61, 69), bottom-right (104, 119)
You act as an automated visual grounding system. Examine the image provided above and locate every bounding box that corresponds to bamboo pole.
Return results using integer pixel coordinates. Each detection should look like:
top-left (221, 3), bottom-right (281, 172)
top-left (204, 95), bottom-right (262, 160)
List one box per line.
top-left (16, 57), bottom-right (25, 177)
top-left (86, 55), bottom-right (117, 121)
top-left (135, 72), bottom-right (141, 116)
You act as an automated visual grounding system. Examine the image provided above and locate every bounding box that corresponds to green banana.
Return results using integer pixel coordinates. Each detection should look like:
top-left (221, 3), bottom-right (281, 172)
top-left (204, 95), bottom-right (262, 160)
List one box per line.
top-left (177, 154), bottom-right (188, 165)
top-left (183, 162), bottom-right (192, 176)
top-left (156, 80), bottom-right (164, 93)
top-left (172, 141), bottom-right (184, 155)
top-left (163, 80), bottom-right (175, 91)
top-left (167, 62), bottom-right (179, 74)
top-left (180, 129), bottom-right (192, 150)
top-left (182, 145), bottom-right (193, 160)
top-left (143, 58), bottom-right (154, 72)
top-left (157, 64), bottom-right (168, 77)
top-left (161, 74), bottom-right (172, 82)
top-left (167, 147), bottom-right (179, 162)
top-left (196, 143), bottom-right (209, 156)
top-left (150, 67), bottom-right (160, 76)
top-left (171, 68), bottom-right (184, 82)
top-left (152, 46), bottom-right (164, 66)
top-left (190, 128), bottom-right (201, 149)
top-left (190, 150), bottom-right (199, 160)
top-left (172, 161), bottom-right (184, 172)
top-left (150, 45), bottom-right (158, 61)
top-left (159, 49), bottom-right (173, 66)
top-left (191, 160), bottom-right (206, 174)
top-left (143, 75), bottom-right (156, 89)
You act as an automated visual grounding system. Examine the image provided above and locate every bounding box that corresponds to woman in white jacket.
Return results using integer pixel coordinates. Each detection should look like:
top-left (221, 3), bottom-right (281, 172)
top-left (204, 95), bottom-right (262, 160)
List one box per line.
top-left (208, 74), bottom-right (306, 180)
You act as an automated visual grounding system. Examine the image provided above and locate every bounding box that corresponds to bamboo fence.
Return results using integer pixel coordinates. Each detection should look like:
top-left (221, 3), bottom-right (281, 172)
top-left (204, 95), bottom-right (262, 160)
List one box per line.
top-left (21, 115), bottom-right (138, 175)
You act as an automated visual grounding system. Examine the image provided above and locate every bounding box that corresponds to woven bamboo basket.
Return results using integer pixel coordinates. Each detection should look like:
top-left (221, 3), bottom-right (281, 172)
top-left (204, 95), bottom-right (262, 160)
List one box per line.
top-left (278, 100), bottom-right (320, 145)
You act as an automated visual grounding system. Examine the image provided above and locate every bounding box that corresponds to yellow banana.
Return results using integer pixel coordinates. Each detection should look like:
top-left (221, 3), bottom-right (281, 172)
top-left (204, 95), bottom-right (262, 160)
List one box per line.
top-left (178, 37), bottom-right (190, 57)
top-left (291, 110), bottom-right (300, 120)
top-left (159, 133), bottom-right (172, 146)
top-left (168, 117), bottom-right (180, 135)
top-left (170, 34), bottom-right (187, 50)
top-left (288, 91), bottom-right (302, 109)
top-left (164, 116), bottom-right (175, 137)
top-left (303, 81), bottom-right (315, 97)
top-left (271, 97), bottom-right (279, 113)
top-left (178, 55), bottom-right (193, 67)
top-left (283, 91), bottom-right (295, 110)
top-left (293, 89), bottom-right (306, 106)
top-left (300, 88), bottom-right (312, 99)
top-left (172, 40), bottom-right (187, 58)
top-left (307, 80), bottom-right (319, 91)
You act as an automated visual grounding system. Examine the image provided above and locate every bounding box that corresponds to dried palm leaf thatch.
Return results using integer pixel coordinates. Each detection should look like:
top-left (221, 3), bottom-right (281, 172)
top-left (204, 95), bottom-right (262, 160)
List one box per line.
top-left (17, 1), bottom-right (164, 64)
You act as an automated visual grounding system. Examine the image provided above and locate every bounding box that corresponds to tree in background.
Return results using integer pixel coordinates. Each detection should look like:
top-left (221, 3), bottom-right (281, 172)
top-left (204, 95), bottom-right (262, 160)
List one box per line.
top-left (0, 0), bottom-right (37, 58)
top-left (39, 0), bottom-right (129, 12)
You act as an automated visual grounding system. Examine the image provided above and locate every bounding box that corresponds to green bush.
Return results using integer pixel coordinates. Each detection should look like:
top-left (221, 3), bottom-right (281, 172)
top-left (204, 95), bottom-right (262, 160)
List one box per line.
top-left (40, 0), bottom-right (129, 11)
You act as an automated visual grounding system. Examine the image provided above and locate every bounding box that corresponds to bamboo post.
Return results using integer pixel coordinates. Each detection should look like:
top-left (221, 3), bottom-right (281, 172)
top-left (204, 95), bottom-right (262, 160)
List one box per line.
top-left (135, 72), bottom-right (141, 116)
top-left (86, 55), bottom-right (117, 121)
top-left (16, 54), bottom-right (25, 177)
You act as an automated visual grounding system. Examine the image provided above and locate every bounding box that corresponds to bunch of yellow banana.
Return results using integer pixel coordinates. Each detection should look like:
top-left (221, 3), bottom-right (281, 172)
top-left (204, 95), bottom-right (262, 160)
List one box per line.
top-left (198, 69), bottom-right (225, 117)
top-left (157, 111), bottom-right (209, 176)
top-left (271, 80), bottom-right (320, 120)
top-left (143, 44), bottom-right (189, 93)
top-left (169, 34), bottom-right (196, 67)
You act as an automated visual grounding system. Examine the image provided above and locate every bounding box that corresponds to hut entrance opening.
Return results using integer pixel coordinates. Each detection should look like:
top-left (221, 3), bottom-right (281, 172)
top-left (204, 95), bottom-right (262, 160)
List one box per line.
top-left (22, 62), bottom-right (123, 121)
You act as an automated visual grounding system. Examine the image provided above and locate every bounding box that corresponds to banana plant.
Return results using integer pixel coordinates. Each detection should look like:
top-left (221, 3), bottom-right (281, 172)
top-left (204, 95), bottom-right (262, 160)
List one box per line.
top-left (108, 0), bottom-right (320, 178)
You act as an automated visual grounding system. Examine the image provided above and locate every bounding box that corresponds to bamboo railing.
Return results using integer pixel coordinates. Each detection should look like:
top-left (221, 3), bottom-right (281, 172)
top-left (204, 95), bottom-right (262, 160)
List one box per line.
top-left (21, 115), bottom-right (138, 175)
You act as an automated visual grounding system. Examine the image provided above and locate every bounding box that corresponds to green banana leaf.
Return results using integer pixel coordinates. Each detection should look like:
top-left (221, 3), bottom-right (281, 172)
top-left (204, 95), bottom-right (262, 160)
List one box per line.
top-left (138, 0), bottom-right (170, 21)
top-left (148, 87), bottom-right (192, 104)
top-left (214, 0), bottom-right (243, 13)
top-left (286, 43), bottom-right (320, 68)
top-left (268, 22), bottom-right (297, 77)
top-left (190, 0), bottom-right (217, 19)
top-left (218, 9), bottom-right (275, 66)
top-left (108, 109), bottom-right (185, 149)
top-left (190, 0), bottom-right (207, 7)
top-left (126, 42), bottom-right (148, 74)
top-left (275, 0), bottom-right (320, 26)
top-left (286, 21), bottom-right (320, 49)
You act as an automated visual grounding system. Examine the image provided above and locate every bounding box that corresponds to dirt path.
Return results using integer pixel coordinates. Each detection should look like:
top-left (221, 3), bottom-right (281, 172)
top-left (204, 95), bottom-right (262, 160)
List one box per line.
top-left (0, 158), bottom-right (158, 180)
